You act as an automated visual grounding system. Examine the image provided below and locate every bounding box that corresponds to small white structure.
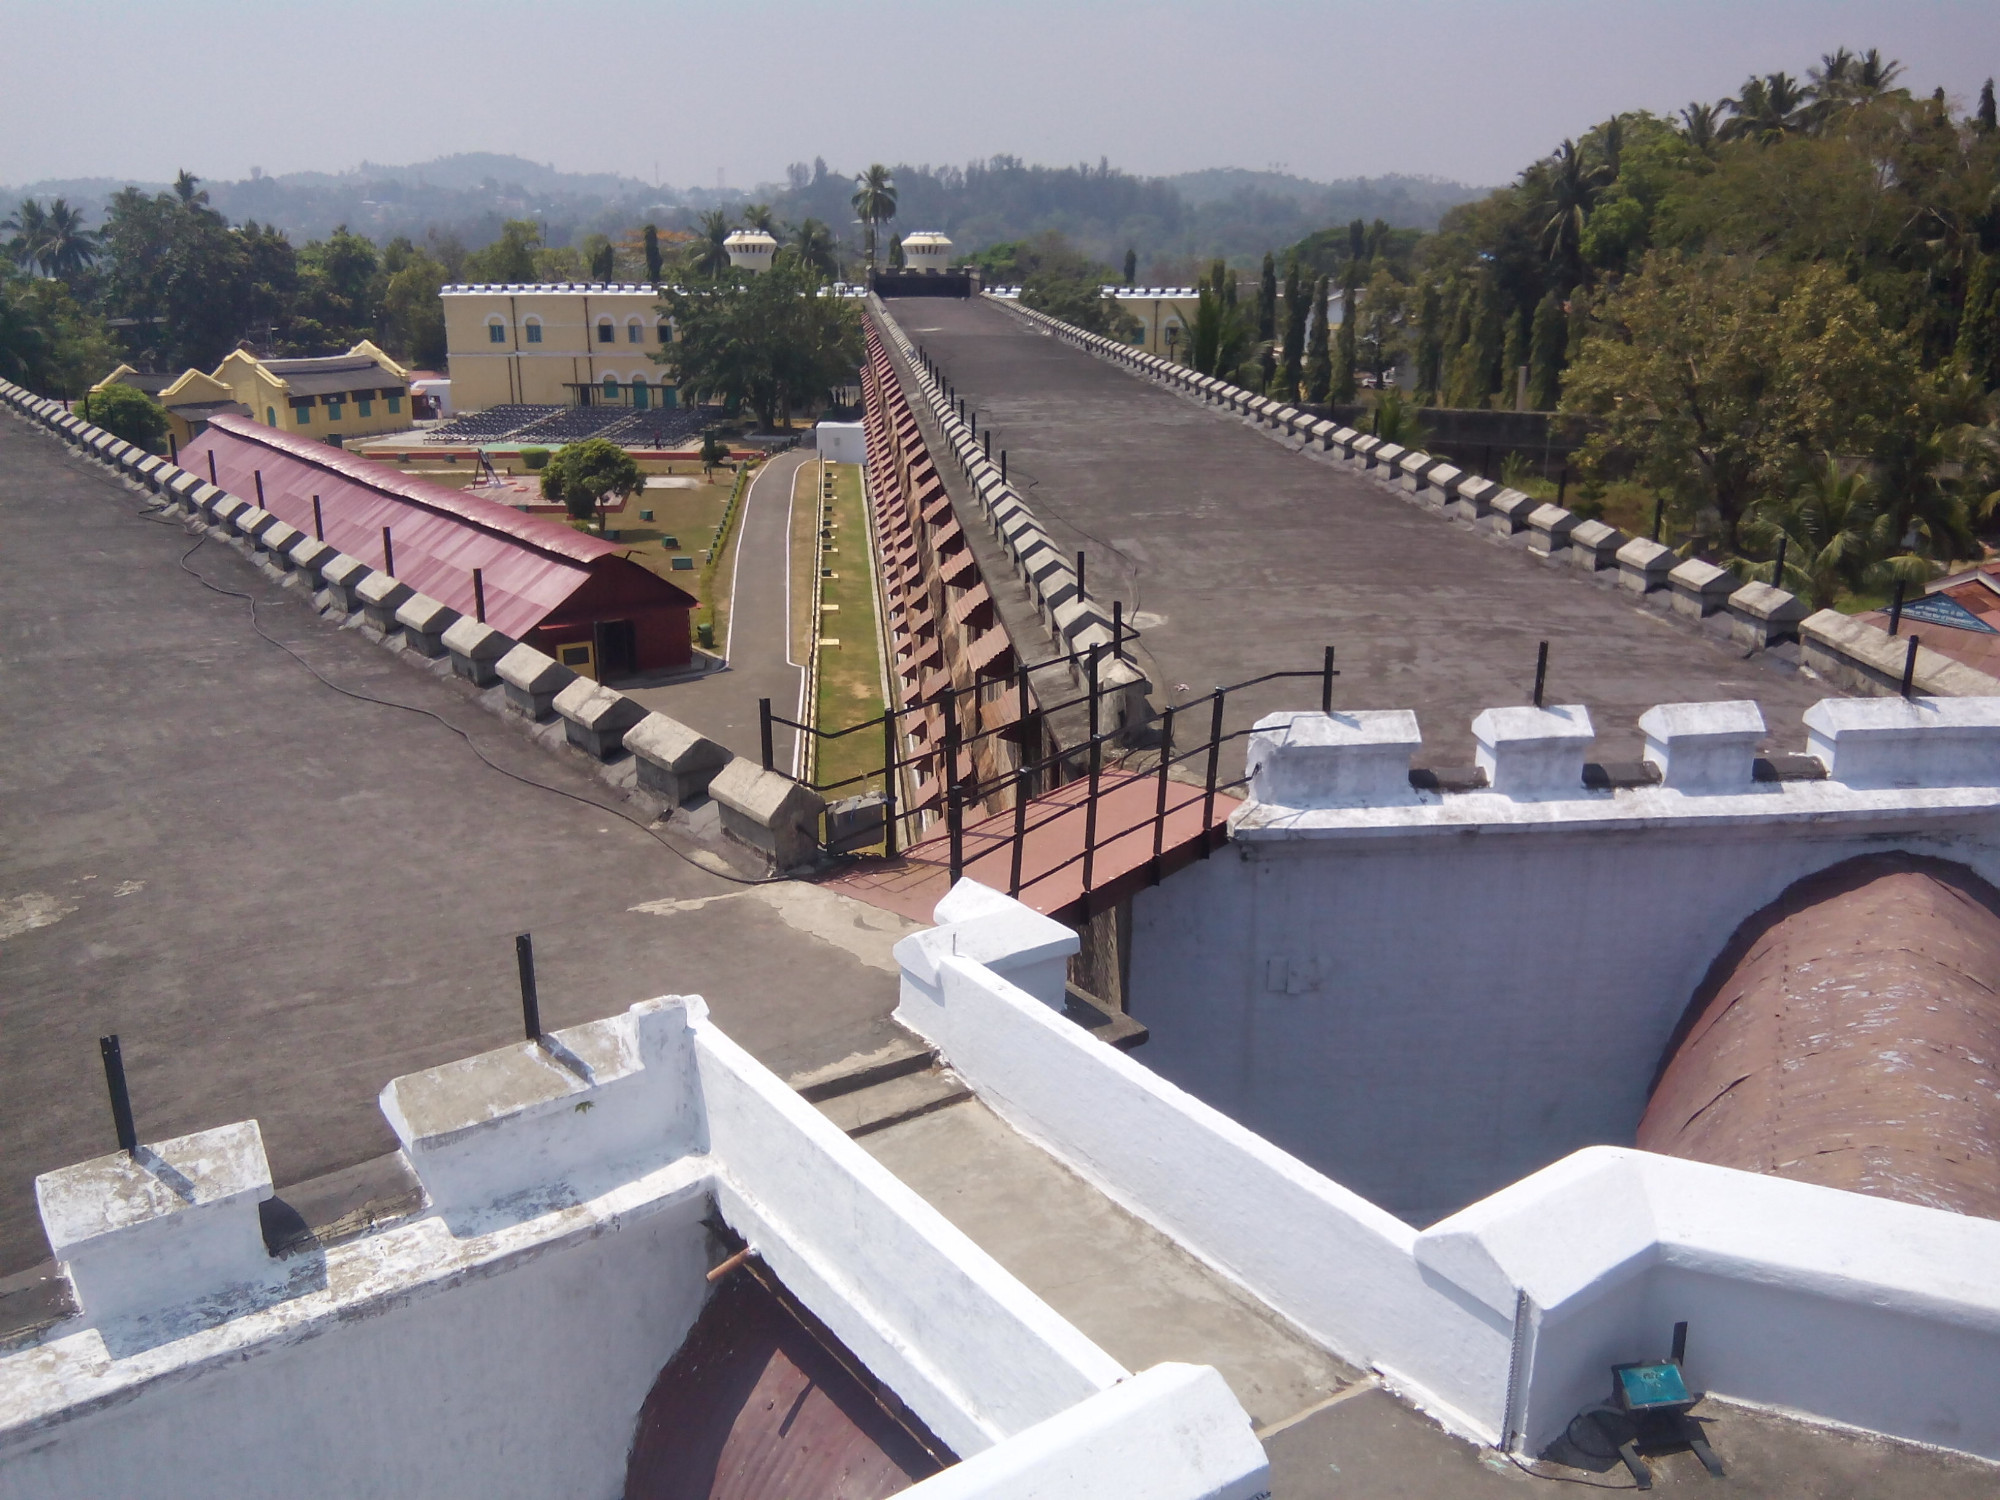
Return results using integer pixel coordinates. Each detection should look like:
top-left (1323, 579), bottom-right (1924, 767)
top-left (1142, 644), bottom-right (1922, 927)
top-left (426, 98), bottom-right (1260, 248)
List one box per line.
top-left (816, 420), bottom-right (866, 465)
top-left (902, 231), bottom-right (954, 273)
top-left (724, 229), bottom-right (778, 273)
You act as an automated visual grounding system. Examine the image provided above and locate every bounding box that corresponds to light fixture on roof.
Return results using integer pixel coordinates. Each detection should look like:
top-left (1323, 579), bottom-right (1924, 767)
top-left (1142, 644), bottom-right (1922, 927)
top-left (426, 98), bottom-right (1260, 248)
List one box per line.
top-left (1571, 1322), bottom-right (1725, 1489)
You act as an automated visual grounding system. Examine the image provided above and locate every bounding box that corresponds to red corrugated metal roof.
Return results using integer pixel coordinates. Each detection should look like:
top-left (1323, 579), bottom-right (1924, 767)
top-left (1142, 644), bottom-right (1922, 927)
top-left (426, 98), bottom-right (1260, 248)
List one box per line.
top-left (183, 416), bottom-right (691, 640)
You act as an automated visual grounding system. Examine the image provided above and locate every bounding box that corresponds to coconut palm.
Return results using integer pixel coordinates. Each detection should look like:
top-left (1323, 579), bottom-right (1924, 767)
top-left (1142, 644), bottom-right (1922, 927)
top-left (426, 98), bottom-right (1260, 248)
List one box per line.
top-left (1540, 140), bottom-right (1607, 285)
top-left (850, 164), bottom-right (897, 268)
top-left (741, 203), bottom-right (778, 234)
top-left (1, 197), bottom-right (98, 279)
top-left (1721, 73), bottom-right (1810, 143)
top-left (791, 218), bottom-right (839, 281)
top-left (1, 199), bottom-right (49, 271)
top-left (1744, 456), bottom-right (1890, 608)
top-left (688, 209), bottom-right (733, 279)
top-left (1679, 102), bottom-right (1723, 158)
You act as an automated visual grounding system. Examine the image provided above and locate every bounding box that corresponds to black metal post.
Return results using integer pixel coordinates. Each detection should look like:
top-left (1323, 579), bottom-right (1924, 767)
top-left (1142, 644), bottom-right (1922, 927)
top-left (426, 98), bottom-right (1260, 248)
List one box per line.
top-left (947, 781), bottom-right (965, 883)
top-left (1076, 550), bottom-right (1087, 603)
top-left (943, 692), bottom-right (963, 878)
top-left (208, 451), bottom-right (217, 485)
top-left (254, 469), bottom-right (266, 508)
top-left (1556, 465), bottom-right (1568, 508)
top-left (1533, 641), bottom-right (1550, 708)
top-left (99, 1035), bottom-right (138, 1155)
top-left (382, 526), bottom-right (395, 576)
top-left (1001, 450), bottom-right (1007, 483)
top-left (1152, 705), bottom-right (1175, 868)
top-left (311, 494), bottom-right (324, 542)
top-left (1650, 496), bottom-right (1665, 542)
top-left (1200, 690), bottom-right (1224, 855)
top-left (983, 431), bottom-right (991, 460)
top-left (1010, 764), bottom-right (1029, 896)
top-left (473, 568), bottom-right (486, 623)
top-left (1082, 648), bottom-right (1102, 899)
top-left (1772, 535), bottom-right (1788, 588)
top-left (759, 698), bottom-right (775, 770)
top-left (1017, 666), bottom-right (1033, 795)
top-left (515, 933), bottom-right (541, 1040)
top-left (1888, 580), bottom-right (1907, 636)
top-left (1112, 600), bottom-right (1124, 661)
top-left (169, 435), bottom-right (178, 465)
top-left (1321, 646), bottom-right (1336, 713)
top-left (881, 705), bottom-right (899, 858)
top-left (1902, 635), bottom-right (1921, 698)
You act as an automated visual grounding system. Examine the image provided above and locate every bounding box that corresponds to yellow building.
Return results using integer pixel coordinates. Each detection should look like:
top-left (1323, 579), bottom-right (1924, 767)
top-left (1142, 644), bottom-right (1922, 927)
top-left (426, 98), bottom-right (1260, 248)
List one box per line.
top-left (1108, 288), bottom-right (1200, 360)
top-left (112, 342), bottom-right (413, 449)
top-left (440, 283), bottom-right (679, 413)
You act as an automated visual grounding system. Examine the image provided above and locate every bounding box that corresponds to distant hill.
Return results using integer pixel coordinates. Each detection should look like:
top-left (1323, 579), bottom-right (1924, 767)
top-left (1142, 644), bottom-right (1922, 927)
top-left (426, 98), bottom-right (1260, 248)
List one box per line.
top-left (3, 155), bottom-right (1491, 267)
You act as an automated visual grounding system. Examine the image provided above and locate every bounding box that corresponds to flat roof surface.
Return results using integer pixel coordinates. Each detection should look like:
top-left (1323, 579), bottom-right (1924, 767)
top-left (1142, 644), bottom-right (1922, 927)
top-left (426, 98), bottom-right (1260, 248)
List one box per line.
top-left (0, 413), bottom-right (906, 1275)
top-left (883, 296), bottom-right (1840, 766)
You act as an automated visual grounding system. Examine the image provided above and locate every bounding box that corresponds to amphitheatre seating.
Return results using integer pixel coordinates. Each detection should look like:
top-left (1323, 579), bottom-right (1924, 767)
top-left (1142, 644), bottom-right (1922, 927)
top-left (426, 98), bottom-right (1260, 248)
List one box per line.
top-left (611, 405), bottom-right (725, 448)
top-left (506, 406), bottom-right (634, 445)
top-left (424, 405), bottom-right (557, 444)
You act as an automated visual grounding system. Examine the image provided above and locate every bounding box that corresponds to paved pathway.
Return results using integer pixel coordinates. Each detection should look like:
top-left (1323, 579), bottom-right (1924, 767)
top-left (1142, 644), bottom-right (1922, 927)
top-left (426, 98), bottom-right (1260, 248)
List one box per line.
top-left (885, 297), bottom-right (1838, 766)
top-left (0, 419), bottom-right (893, 1274)
top-left (627, 449), bottom-right (810, 769)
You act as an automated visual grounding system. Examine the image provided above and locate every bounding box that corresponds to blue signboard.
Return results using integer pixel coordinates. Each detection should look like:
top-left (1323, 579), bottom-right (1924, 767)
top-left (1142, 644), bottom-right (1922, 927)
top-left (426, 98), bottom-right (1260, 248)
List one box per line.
top-left (1900, 593), bottom-right (1999, 634)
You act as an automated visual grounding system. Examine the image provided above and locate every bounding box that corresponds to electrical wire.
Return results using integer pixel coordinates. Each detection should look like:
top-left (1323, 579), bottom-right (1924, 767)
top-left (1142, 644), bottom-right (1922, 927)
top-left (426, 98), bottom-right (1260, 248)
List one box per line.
top-left (1497, 1415), bottom-right (1641, 1488)
top-left (145, 499), bottom-right (784, 887)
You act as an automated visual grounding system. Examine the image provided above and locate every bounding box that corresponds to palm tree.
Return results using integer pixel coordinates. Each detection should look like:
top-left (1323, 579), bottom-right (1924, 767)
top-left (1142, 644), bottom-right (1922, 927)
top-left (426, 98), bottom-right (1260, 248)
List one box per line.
top-left (791, 218), bottom-right (838, 281)
top-left (741, 203), bottom-right (778, 234)
top-left (2, 199), bottom-right (50, 271)
top-left (688, 209), bottom-right (733, 279)
top-left (850, 164), bottom-right (897, 268)
top-left (1679, 102), bottom-right (1723, 158)
top-left (1, 198), bottom-right (97, 279)
top-left (1540, 140), bottom-right (1607, 286)
top-left (1721, 73), bottom-right (1810, 143)
top-left (1745, 456), bottom-right (1890, 608)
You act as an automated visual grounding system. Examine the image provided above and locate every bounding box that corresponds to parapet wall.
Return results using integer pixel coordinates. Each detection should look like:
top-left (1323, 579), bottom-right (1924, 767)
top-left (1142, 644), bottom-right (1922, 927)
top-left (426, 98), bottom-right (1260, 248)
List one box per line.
top-left (0, 380), bottom-right (823, 871)
top-left (897, 879), bottom-right (2000, 1464)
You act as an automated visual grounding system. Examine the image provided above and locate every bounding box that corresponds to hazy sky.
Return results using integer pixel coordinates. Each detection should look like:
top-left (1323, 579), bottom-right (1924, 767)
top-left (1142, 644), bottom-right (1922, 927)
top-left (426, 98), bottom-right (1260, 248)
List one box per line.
top-left (5, 1), bottom-right (1998, 191)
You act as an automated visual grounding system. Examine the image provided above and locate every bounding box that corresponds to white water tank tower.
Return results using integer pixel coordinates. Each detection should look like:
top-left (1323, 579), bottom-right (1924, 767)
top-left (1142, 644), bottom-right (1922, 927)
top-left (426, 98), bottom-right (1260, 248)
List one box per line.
top-left (724, 229), bottom-right (778, 273)
top-left (901, 231), bottom-right (953, 273)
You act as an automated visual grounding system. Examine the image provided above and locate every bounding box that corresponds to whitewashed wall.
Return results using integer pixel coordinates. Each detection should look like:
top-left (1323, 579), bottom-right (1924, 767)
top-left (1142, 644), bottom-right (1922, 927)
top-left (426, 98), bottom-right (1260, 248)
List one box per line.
top-left (1130, 779), bottom-right (2000, 1223)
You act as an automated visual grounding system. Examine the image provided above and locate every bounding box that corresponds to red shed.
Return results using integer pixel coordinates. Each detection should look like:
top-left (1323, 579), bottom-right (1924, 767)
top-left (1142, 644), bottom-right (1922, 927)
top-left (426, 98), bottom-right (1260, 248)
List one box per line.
top-left (185, 416), bottom-right (694, 679)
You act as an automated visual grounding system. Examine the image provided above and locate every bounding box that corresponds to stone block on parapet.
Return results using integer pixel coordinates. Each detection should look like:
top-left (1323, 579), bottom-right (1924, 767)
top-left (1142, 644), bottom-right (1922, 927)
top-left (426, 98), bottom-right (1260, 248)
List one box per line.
top-left (355, 571), bottom-right (415, 632)
top-left (1050, 594), bottom-right (1106, 650)
top-left (625, 713), bottom-right (732, 806)
top-left (34, 1119), bottom-right (280, 1329)
top-left (1669, 558), bottom-right (1736, 618)
top-left (258, 520), bottom-right (303, 567)
top-left (209, 493), bottom-right (249, 530)
top-left (1567, 519), bottom-right (1626, 572)
top-left (1483, 488), bottom-right (1538, 536)
top-left (897, 878), bottom-right (1079, 1011)
top-left (1526, 504), bottom-right (1580, 555)
top-left (1329, 426), bottom-right (1362, 457)
top-left (1248, 709), bottom-right (1422, 808)
top-left (553, 679), bottom-right (647, 759)
top-left (1309, 419), bottom-right (1340, 449)
top-left (1416, 462), bottom-right (1463, 509)
top-left (441, 617), bottom-right (513, 686)
top-left (1370, 442), bottom-right (1408, 473)
top-left (394, 592), bottom-right (460, 657)
top-left (496, 643), bottom-right (574, 720)
top-left (1273, 406), bottom-right (1304, 433)
top-left (1350, 434), bottom-right (1383, 467)
top-left (1616, 537), bottom-right (1675, 593)
top-left (710, 758), bottom-right (825, 870)
top-left (1804, 696), bottom-right (2000, 788)
top-left (1638, 700), bottom-right (1766, 792)
top-left (1472, 703), bottom-right (1594, 796)
top-left (319, 553), bottom-right (372, 612)
top-left (1727, 581), bottom-right (1808, 647)
top-left (1798, 609), bottom-right (2000, 699)
top-left (231, 506), bottom-right (278, 541)
top-left (1393, 450), bottom-right (1441, 491)
top-left (285, 535), bottom-right (335, 586)
top-left (1452, 475), bottom-right (1499, 519)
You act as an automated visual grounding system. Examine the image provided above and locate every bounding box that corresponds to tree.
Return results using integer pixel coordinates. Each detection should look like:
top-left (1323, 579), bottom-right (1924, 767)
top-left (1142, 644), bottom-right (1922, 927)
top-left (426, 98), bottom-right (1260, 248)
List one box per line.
top-left (1527, 290), bottom-right (1566, 409)
top-left (1743, 455), bottom-right (1890, 606)
top-left (660, 259), bottom-right (863, 429)
top-left (2, 197), bottom-right (99, 280)
top-left (1357, 269), bottom-right (1409, 388)
top-left (380, 248), bottom-right (448, 368)
top-left (791, 219), bottom-right (839, 281)
top-left (1680, 101), bottom-right (1723, 158)
top-left (1256, 251), bottom-right (1277, 342)
top-left (1979, 79), bottom-right (1998, 135)
top-left (1412, 278), bottom-right (1444, 401)
top-left (643, 224), bottom-right (664, 283)
top-left (82, 382), bottom-right (169, 451)
top-left (1274, 253), bottom-right (1307, 399)
top-left (1540, 139), bottom-right (1607, 288)
top-left (1186, 263), bottom-right (1252, 379)
top-left (1960, 251), bottom-right (2000, 390)
top-left (1562, 251), bottom-right (1922, 549)
top-left (742, 203), bottom-right (778, 234)
top-left (0, 264), bottom-right (116, 393)
top-left (586, 235), bottom-right (616, 281)
top-left (688, 210), bottom-right (733, 280)
top-left (887, 233), bottom-right (905, 268)
top-left (541, 437), bottom-right (641, 531)
top-left (851, 165), bottom-right (897, 267)
top-left (1332, 279), bottom-right (1358, 402)
top-left (1122, 247), bottom-right (1137, 286)
top-left (463, 219), bottom-right (541, 283)
top-left (1304, 275), bottom-right (1333, 404)
top-left (698, 429), bottom-right (729, 477)
top-left (294, 226), bottom-right (381, 346)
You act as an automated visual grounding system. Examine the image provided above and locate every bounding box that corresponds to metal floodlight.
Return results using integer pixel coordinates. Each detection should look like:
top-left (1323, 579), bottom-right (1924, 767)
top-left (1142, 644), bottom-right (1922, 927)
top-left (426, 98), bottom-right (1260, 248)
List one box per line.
top-left (1577, 1322), bottom-right (1725, 1490)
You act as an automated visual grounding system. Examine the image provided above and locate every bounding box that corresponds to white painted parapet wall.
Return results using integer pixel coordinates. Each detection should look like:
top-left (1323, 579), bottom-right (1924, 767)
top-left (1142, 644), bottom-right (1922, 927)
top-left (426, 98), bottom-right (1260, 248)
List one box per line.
top-left (896, 879), bottom-right (2000, 1463)
top-left (1, 995), bottom-right (1267, 1500)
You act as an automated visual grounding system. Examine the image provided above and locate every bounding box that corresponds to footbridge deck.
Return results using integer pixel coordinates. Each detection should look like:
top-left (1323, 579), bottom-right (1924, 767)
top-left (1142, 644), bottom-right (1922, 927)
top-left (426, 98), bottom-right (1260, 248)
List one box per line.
top-left (878, 295), bottom-right (1836, 766)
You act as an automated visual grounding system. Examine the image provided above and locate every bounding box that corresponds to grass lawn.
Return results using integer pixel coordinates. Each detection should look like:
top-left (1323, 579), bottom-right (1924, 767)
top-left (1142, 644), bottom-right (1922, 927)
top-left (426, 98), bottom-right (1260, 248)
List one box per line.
top-left (806, 461), bottom-right (887, 803)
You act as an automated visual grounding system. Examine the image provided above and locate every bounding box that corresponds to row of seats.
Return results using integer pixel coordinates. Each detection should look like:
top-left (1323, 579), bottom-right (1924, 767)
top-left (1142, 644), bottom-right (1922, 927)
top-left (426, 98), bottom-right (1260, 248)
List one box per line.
top-left (505, 406), bottom-right (634, 444)
top-left (423, 405), bottom-right (559, 443)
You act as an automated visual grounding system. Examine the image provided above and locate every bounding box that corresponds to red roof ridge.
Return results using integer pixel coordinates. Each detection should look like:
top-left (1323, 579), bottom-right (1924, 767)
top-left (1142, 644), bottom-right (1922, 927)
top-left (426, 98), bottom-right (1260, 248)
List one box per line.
top-left (208, 414), bottom-right (622, 567)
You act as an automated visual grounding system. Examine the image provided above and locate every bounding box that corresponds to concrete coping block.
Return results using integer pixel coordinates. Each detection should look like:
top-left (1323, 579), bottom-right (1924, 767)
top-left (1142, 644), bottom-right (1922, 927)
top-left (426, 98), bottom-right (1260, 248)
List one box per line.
top-left (1727, 580), bottom-right (1807, 625)
top-left (553, 679), bottom-right (648, 758)
top-left (1050, 594), bottom-right (1105, 644)
top-left (1393, 449), bottom-right (1440, 480)
top-left (1668, 557), bottom-right (1736, 617)
top-left (1568, 518), bottom-right (1626, 568)
top-left (1526, 504), bottom-right (1580, 549)
top-left (1420, 461), bottom-right (1464, 496)
top-left (209, 493), bottom-right (250, 526)
top-left (1638, 700), bottom-right (1766, 792)
top-left (394, 591), bottom-right (460, 636)
top-left (319, 552), bottom-right (370, 587)
top-left (1368, 442), bottom-right (1407, 471)
top-left (624, 712), bottom-right (732, 804)
top-left (1350, 434), bottom-right (1383, 461)
top-left (1471, 703), bottom-right (1594, 796)
top-left (355, 571), bottom-right (415, 614)
top-left (1273, 406), bottom-right (1304, 428)
top-left (1454, 475), bottom-right (1499, 513)
top-left (1487, 487), bottom-right (1538, 521)
top-left (496, 642), bottom-right (574, 698)
top-left (1309, 419), bottom-right (1340, 446)
top-left (258, 520), bottom-right (303, 557)
top-left (1330, 426), bottom-right (1362, 451)
top-left (167, 470), bottom-right (202, 496)
top-left (1803, 695), bottom-right (2000, 788)
top-left (231, 505), bottom-right (277, 538)
top-left (710, 757), bottom-right (825, 869)
top-left (1248, 709), bottom-right (1423, 808)
top-left (285, 535), bottom-right (335, 578)
top-left (441, 617), bottom-right (512, 663)
top-left (897, 879), bottom-right (1080, 1007)
top-left (34, 1120), bottom-right (278, 1327)
top-left (1615, 537), bottom-right (1676, 591)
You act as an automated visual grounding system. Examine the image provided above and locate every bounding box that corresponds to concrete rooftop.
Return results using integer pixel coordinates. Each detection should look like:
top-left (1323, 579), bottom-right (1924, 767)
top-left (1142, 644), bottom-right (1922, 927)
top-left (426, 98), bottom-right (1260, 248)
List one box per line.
top-left (883, 296), bottom-right (1839, 767)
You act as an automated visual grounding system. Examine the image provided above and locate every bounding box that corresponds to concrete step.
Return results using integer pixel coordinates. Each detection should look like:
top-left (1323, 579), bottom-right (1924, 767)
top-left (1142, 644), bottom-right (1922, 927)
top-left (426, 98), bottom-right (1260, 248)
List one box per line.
top-left (788, 1034), bottom-right (937, 1103)
top-left (813, 1066), bottom-right (971, 1138)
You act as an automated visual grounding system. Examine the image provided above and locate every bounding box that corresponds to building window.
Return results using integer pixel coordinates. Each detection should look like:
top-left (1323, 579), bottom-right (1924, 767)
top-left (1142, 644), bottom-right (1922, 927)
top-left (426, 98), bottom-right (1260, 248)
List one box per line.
top-left (487, 321), bottom-right (507, 343)
top-left (291, 402), bottom-right (312, 423)
top-left (358, 398), bottom-right (373, 417)
top-left (627, 322), bottom-right (642, 343)
top-left (602, 375), bottom-right (619, 400)
top-left (597, 320), bottom-right (614, 344)
top-left (657, 323), bottom-right (671, 344)
top-left (388, 394), bottom-right (402, 414)
top-left (267, 407), bottom-right (278, 427)
top-left (525, 321), bottom-right (542, 343)
top-left (326, 400), bottom-right (344, 420)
